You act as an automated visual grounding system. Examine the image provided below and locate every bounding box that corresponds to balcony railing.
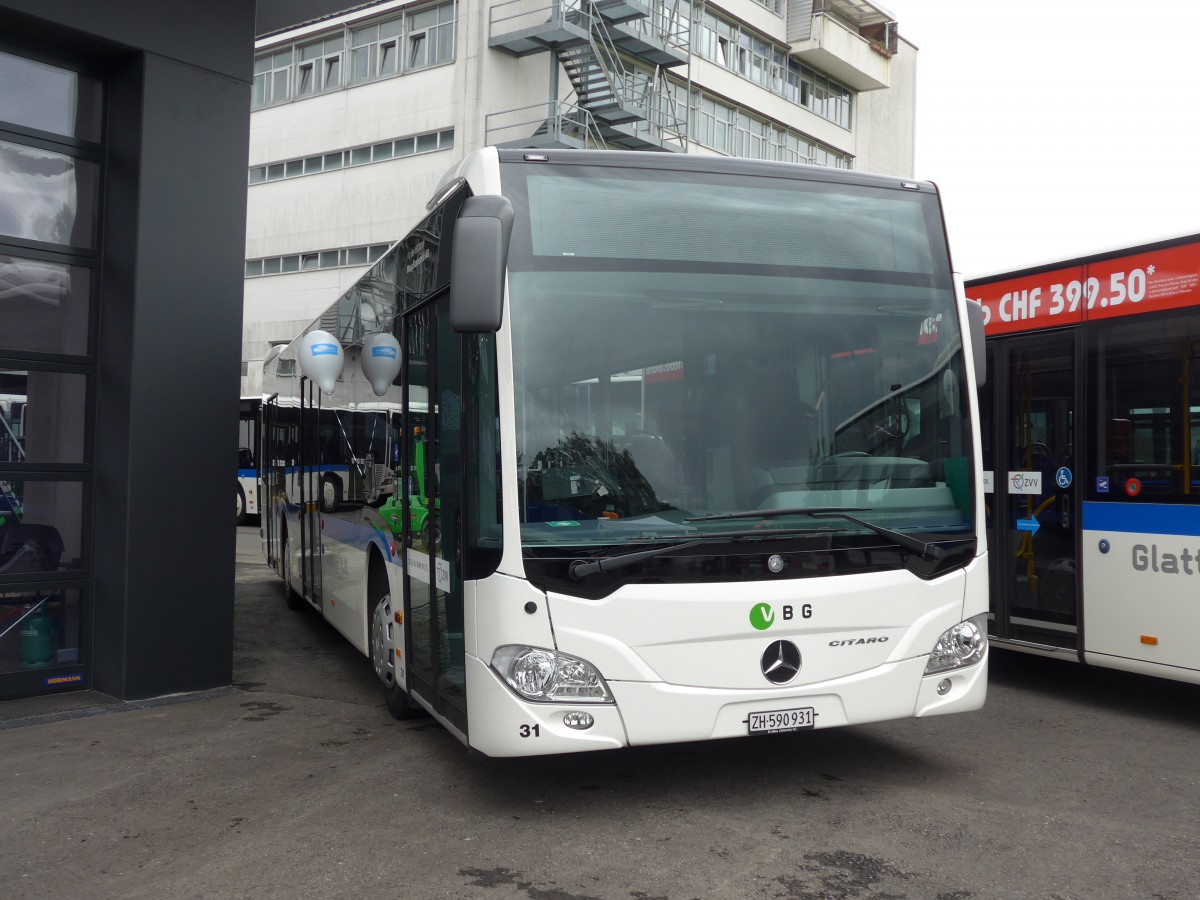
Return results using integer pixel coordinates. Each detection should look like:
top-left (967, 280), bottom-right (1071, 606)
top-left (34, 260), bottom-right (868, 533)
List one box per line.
top-left (485, 100), bottom-right (609, 149)
top-left (789, 11), bottom-right (891, 92)
top-left (489, 0), bottom-right (595, 54)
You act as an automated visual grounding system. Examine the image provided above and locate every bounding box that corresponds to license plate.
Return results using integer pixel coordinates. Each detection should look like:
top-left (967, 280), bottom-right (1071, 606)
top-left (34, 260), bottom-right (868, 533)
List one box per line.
top-left (747, 706), bottom-right (816, 735)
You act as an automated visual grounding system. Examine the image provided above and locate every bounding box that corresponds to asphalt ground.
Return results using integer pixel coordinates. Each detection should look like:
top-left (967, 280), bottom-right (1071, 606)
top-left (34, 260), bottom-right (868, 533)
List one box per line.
top-left (1, 525), bottom-right (1198, 899)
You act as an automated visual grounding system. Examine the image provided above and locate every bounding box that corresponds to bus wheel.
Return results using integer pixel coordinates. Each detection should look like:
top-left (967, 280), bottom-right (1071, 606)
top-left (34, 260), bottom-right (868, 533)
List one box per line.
top-left (320, 475), bottom-right (342, 513)
top-left (370, 592), bottom-right (424, 720)
top-left (236, 485), bottom-right (248, 526)
top-left (282, 534), bottom-right (305, 612)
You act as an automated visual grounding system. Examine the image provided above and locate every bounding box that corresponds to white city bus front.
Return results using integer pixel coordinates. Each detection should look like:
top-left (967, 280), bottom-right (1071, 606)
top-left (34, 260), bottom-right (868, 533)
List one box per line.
top-left (454, 150), bottom-right (988, 756)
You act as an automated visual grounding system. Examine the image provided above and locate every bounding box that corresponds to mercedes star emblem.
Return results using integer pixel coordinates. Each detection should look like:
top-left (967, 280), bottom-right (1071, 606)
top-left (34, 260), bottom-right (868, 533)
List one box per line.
top-left (761, 640), bottom-right (802, 684)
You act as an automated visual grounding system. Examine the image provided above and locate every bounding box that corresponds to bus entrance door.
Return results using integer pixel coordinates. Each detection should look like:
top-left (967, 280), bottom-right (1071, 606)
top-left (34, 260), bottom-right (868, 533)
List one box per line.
top-left (986, 332), bottom-right (1079, 650)
top-left (402, 301), bottom-right (467, 737)
top-left (299, 379), bottom-right (323, 608)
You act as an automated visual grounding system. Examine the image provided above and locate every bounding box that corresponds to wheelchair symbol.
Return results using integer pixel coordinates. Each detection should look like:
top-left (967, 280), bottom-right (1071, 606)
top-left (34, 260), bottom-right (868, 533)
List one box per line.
top-left (1055, 467), bottom-right (1072, 489)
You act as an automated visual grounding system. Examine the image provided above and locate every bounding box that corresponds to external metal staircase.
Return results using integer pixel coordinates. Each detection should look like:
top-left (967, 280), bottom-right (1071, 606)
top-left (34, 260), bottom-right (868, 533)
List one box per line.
top-left (487, 0), bottom-right (690, 152)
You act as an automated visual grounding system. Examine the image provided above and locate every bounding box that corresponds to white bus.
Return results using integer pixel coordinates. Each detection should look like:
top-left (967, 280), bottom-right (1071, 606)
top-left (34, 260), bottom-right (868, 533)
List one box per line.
top-left (261, 148), bottom-right (989, 757)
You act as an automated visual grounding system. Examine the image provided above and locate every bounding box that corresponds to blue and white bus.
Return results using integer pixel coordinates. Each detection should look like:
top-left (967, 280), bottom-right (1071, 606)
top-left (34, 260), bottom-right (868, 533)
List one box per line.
top-left (262, 148), bottom-right (989, 757)
top-left (969, 233), bottom-right (1200, 685)
top-left (237, 396), bottom-right (261, 525)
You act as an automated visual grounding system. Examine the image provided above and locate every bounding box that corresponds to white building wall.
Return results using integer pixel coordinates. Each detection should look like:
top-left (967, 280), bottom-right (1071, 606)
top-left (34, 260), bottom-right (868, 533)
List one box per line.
top-left (242, 0), bottom-right (918, 396)
top-left (852, 35), bottom-right (916, 178)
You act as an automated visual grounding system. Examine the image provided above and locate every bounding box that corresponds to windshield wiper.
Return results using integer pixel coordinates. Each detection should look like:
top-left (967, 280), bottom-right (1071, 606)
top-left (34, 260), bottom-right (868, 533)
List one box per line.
top-left (569, 539), bottom-right (708, 580)
top-left (687, 506), bottom-right (949, 562)
top-left (567, 527), bottom-right (834, 580)
top-left (686, 506), bottom-right (862, 522)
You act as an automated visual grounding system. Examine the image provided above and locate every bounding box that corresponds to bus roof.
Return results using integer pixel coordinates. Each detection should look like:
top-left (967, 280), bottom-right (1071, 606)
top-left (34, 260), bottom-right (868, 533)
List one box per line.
top-left (966, 231), bottom-right (1200, 287)
top-left (495, 148), bottom-right (938, 196)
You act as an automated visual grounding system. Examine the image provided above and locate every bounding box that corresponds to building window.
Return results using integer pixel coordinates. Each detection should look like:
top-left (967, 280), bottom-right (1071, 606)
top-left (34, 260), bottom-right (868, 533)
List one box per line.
top-left (247, 128), bottom-right (454, 185)
top-left (350, 16), bottom-right (405, 82)
top-left (252, 48), bottom-right (292, 108)
top-left (246, 243), bottom-right (393, 278)
top-left (676, 82), bottom-right (851, 168)
top-left (0, 47), bottom-right (101, 697)
top-left (691, 6), bottom-right (853, 130)
top-left (254, 1), bottom-right (458, 108)
top-left (296, 35), bottom-right (343, 97)
top-left (406, 2), bottom-right (456, 71)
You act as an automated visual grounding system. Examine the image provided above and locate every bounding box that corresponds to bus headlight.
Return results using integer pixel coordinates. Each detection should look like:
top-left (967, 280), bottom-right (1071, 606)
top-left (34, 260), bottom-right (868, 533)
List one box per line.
top-left (491, 645), bottom-right (614, 703)
top-left (924, 614), bottom-right (987, 675)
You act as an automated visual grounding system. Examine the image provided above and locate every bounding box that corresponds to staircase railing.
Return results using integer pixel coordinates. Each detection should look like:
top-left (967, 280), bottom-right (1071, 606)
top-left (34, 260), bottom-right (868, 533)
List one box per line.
top-left (489, 0), bottom-right (595, 40)
top-left (484, 100), bottom-right (610, 148)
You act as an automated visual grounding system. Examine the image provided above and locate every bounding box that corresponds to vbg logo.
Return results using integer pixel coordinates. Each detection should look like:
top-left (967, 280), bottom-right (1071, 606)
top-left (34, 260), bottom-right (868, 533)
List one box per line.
top-left (748, 602), bottom-right (813, 630)
top-left (749, 603), bottom-right (775, 630)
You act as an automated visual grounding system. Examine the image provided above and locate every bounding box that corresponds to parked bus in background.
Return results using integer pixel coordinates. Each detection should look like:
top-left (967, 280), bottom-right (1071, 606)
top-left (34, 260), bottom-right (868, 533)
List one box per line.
top-left (237, 396), bottom-right (261, 525)
top-left (261, 148), bottom-right (989, 757)
top-left (968, 233), bottom-right (1200, 685)
top-left (1, 390), bottom-right (26, 525)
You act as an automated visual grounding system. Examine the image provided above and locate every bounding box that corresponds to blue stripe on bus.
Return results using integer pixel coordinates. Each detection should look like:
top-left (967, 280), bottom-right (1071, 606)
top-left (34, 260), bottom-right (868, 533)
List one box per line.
top-left (1082, 501), bottom-right (1200, 536)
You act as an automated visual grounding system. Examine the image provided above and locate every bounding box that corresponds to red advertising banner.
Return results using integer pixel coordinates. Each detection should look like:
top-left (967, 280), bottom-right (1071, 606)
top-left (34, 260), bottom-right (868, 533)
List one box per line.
top-left (967, 241), bottom-right (1200, 336)
top-left (968, 265), bottom-right (1085, 335)
top-left (1085, 243), bottom-right (1200, 323)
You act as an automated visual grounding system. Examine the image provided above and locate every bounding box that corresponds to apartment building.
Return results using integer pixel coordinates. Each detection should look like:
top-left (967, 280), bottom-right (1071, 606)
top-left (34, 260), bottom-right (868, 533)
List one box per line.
top-left (245, 0), bottom-right (916, 393)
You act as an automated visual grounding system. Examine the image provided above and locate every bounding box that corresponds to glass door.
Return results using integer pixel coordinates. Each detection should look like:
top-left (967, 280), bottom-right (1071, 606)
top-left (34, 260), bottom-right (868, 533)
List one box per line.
top-left (402, 298), bottom-right (467, 734)
top-left (299, 379), bottom-right (322, 607)
top-left (989, 332), bottom-right (1079, 647)
top-left (263, 395), bottom-right (279, 566)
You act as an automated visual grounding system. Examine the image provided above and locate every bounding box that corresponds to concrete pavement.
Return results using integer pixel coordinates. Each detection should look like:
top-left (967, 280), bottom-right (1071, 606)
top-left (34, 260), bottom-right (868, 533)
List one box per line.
top-left (5, 526), bottom-right (1200, 900)
top-left (0, 526), bottom-right (459, 898)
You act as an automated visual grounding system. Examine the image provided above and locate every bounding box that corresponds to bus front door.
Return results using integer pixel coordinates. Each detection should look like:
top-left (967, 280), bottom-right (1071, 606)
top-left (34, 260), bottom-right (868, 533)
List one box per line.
top-left (402, 299), bottom-right (467, 737)
top-left (299, 379), bottom-right (323, 608)
top-left (985, 332), bottom-right (1080, 650)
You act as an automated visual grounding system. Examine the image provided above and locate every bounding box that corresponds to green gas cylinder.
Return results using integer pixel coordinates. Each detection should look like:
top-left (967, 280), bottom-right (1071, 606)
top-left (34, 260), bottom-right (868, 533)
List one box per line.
top-left (20, 603), bottom-right (55, 669)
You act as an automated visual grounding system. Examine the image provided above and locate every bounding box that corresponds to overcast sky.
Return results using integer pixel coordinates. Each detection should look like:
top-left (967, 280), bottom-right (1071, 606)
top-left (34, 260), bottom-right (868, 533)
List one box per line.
top-left (882, 0), bottom-right (1200, 279)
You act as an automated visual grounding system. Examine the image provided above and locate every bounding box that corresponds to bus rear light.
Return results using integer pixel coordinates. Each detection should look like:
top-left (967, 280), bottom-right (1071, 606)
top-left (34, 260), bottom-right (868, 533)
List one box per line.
top-left (1141, 635), bottom-right (1158, 646)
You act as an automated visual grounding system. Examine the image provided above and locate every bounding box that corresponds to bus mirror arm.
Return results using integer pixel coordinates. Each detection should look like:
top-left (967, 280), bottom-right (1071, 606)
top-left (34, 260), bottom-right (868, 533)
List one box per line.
top-left (966, 300), bottom-right (986, 387)
top-left (450, 196), bottom-right (515, 333)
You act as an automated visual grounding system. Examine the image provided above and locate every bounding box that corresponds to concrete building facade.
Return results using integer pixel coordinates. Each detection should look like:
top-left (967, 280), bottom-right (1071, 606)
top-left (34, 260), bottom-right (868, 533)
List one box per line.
top-left (243, 0), bottom-right (916, 395)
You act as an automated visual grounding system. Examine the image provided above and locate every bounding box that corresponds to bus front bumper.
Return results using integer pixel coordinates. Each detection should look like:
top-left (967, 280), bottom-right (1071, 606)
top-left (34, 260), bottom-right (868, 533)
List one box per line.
top-left (464, 651), bottom-right (987, 758)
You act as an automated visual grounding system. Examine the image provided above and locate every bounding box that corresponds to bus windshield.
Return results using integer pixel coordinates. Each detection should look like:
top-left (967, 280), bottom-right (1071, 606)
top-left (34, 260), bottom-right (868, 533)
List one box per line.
top-left (503, 161), bottom-right (975, 549)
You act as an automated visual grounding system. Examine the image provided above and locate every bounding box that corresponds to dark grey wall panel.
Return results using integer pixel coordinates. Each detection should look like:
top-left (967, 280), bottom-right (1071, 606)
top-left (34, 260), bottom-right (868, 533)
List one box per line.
top-left (0, 0), bottom-right (254, 79)
top-left (89, 54), bottom-right (143, 697)
top-left (106, 54), bottom-right (250, 698)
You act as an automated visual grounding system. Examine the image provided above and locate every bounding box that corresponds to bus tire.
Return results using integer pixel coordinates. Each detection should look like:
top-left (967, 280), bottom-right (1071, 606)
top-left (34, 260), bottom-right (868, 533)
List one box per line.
top-left (370, 592), bottom-right (424, 720)
top-left (320, 475), bottom-right (342, 513)
top-left (236, 485), bottom-right (248, 526)
top-left (282, 533), bottom-right (306, 612)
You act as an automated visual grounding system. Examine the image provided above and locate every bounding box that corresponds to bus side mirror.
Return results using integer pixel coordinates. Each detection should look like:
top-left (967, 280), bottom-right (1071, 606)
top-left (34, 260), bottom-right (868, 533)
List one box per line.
top-left (966, 300), bottom-right (986, 387)
top-left (450, 196), bottom-right (514, 333)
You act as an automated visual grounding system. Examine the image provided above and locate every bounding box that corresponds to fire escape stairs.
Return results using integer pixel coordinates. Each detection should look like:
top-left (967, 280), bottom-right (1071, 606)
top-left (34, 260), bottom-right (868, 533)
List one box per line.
top-left (486, 0), bottom-right (689, 151)
top-left (558, 41), bottom-right (638, 125)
